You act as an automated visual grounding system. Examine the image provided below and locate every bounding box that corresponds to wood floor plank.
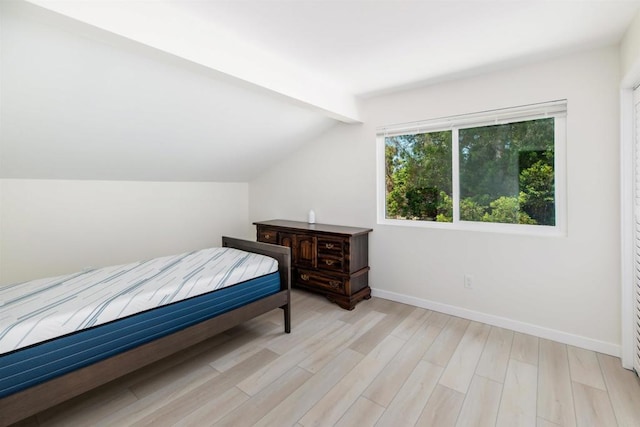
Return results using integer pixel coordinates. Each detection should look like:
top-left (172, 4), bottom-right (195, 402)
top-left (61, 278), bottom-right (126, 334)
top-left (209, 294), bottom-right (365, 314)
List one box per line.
top-left (476, 326), bottom-right (514, 383)
top-left (496, 359), bottom-right (537, 427)
top-left (115, 331), bottom-right (232, 390)
top-left (298, 311), bottom-right (386, 373)
top-left (567, 346), bottom-right (606, 391)
top-left (390, 306), bottom-right (431, 340)
top-left (376, 360), bottom-right (444, 427)
top-left (291, 291), bottom-right (339, 315)
top-left (337, 297), bottom-right (395, 325)
top-left (90, 364), bottom-right (220, 426)
top-left (537, 417), bottom-right (561, 427)
top-left (423, 316), bottom-right (470, 367)
top-left (348, 304), bottom-right (414, 355)
top-left (207, 342), bottom-right (266, 374)
top-left (172, 387), bottom-right (249, 426)
top-left (299, 335), bottom-right (405, 427)
top-left (597, 352), bottom-right (640, 426)
top-left (250, 306), bottom-right (287, 326)
top-left (572, 381), bottom-right (617, 427)
top-left (211, 310), bottom-right (320, 371)
top-left (338, 298), bottom-right (379, 324)
top-left (214, 367), bottom-right (312, 427)
top-left (439, 321), bottom-right (491, 394)
top-left (334, 397), bottom-right (385, 427)
top-left (237, 319), bottom-right (346, 396)
top-left (363, 323), bottom-right (442, 407)
top-left (37, 384), bottom-right (138, 427)
top-left (130, 348), bottom-right (277, 426)
top-left (222, 318), bottom-right (279, 340)
top-left (100, 348), bottom-right (277, 426)
top-left (195, 322), bottom-right (281, 373)
top-left (253, 349), bottom-right (364, 427)
top-left (511, 332), bottom-right (539, 366)
top-left (129, 355), bottom-right (219, 399)
top-left (265, 308), bottom-right (342, 355)
top-left (455, 375), bottom-right (502, 427)
top-left (415, 384), bottom-right (465, 427)
top-left (537, 339), bottom-right (576, 426)
top-left (425, 311), bottom-right (452, 328)
top-left (367, 296), bottom-right (409, 315)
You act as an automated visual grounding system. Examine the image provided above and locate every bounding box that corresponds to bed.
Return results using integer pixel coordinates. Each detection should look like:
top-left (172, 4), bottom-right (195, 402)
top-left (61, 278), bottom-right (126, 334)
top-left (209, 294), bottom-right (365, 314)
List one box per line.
top-left (0, 237), bottom-right (291, 427)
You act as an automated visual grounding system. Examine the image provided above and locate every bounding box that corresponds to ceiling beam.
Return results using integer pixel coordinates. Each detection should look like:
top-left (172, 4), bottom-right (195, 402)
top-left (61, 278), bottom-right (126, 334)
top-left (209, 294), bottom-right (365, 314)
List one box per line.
top-left (25, 0), bottom-right (361, 123)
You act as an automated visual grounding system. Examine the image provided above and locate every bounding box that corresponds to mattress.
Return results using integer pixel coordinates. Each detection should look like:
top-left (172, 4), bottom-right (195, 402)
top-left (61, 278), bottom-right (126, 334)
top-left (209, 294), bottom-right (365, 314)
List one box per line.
top-left (0, 247), bottom-right (280, 398)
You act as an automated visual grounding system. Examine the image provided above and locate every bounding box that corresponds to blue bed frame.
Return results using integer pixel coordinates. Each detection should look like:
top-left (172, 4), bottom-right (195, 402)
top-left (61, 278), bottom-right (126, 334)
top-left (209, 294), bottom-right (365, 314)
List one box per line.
top-left (0, 237), bottom-right (291, 427)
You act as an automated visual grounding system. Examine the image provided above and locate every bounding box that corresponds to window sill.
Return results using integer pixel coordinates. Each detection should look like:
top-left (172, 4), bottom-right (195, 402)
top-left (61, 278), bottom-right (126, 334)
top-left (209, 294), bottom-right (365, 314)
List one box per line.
top-left (377, 217), bottom-right (566, 237)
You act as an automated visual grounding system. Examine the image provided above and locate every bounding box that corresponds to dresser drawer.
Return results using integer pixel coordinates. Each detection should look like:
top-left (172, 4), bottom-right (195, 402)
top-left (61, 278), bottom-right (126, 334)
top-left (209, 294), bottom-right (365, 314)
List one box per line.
top-left (317, 237), bottom-right (345, 273)
top-left (296, 269), bottom-right (345, 294)
top-left (317, 255), bottom-right (344, 272)
top-left (258, 228), bottom-right (278, 244)
top-left (317, 237), bottom-right (344, 256)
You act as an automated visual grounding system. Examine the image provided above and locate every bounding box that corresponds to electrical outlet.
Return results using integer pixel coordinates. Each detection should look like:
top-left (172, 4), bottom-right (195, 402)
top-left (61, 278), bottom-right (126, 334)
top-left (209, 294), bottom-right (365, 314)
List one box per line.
top-left (464, 274), bottom-right (473, 289)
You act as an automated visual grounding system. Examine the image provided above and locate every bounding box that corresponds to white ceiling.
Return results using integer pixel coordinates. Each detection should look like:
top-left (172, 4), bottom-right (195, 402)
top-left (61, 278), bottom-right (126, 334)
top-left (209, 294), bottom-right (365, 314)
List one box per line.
top-left (23, 0), bottom-right (640, 122)
top-left (178, 0), bottom-right (640, 97)
top-left (2, 0), bottom-right (639, 182)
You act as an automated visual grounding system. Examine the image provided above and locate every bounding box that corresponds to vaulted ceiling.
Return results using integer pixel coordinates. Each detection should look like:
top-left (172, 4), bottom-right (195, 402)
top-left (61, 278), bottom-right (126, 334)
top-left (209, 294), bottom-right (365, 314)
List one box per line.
top-left (1, 0), bottom-right (639, 181)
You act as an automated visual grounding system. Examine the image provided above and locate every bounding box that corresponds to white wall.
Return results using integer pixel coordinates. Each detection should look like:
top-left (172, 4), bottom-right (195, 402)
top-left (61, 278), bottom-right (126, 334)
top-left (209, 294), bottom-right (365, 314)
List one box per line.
top-left (250, 46), bottom-right (622, 355)
top-left (0, 179), bottom-right (249, 285)
top-left (621, 8), bottom-right (640, 85)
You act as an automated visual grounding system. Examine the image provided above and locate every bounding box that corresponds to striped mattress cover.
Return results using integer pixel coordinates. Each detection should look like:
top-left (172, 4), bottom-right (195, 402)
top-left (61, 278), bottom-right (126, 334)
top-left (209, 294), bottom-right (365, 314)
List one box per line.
top-left (0, 247), bottom-right (278, 355)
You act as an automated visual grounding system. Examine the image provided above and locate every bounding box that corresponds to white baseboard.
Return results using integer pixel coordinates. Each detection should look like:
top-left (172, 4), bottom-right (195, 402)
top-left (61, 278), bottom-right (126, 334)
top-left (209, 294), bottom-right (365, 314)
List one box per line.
top-left (371, 288), bottom-right (620, 357)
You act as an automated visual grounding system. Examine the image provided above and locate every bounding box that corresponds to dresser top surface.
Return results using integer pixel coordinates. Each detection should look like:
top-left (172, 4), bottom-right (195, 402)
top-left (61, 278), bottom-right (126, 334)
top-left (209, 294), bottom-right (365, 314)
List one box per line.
top-left (254, 219), bottom-right (372, 237)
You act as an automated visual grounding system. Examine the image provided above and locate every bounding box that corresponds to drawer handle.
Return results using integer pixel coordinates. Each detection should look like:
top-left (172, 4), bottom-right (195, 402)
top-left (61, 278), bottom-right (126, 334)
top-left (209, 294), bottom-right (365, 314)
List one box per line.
top-left (325, 260), bottom-right (335, 266)
top-left (329, 280), bottom-right (341, 288)
top-left (300, 274), bottom-right (309, 281)
top-left (325, 243), bottom-right (334, 249)
top-left (264, 233), bottom-right (271, 239)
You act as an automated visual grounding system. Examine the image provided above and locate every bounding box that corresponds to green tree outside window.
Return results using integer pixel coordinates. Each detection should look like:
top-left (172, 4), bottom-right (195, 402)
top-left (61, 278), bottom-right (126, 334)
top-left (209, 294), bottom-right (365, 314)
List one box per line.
top-left (385, 118), bottom-right (555, 226)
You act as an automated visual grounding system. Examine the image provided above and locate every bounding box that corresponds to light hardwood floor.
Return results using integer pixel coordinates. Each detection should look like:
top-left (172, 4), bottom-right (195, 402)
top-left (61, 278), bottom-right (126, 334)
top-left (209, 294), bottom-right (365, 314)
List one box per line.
top-left (13, 290), bottom-right (640, 427)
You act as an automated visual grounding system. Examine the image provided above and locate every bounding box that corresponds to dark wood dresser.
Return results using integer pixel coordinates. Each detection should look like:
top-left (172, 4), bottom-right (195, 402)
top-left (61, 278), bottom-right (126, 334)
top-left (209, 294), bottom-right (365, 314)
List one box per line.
top-left (254, 219), bottom-right (372, 310)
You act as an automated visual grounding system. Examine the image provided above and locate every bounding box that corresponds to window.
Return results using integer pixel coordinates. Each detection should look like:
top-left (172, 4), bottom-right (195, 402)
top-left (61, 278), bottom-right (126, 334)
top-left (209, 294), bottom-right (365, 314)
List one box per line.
top-left (378, 101), bottom-right (566, 235)
top-left (385, 130), bottom-right (453, 222)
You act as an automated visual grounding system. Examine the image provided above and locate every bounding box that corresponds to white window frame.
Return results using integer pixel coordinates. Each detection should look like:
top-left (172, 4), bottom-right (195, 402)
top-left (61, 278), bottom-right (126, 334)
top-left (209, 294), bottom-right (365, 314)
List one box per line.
top-left (376, 100), bottom-right (567, 237)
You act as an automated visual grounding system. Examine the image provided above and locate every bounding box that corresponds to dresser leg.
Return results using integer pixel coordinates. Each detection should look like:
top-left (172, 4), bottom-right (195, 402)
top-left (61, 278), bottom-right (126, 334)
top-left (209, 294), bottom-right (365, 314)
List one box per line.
top-left (326, 294), bottom-right (356, 310)
top-left (325, 286), bottom-right (371, 310)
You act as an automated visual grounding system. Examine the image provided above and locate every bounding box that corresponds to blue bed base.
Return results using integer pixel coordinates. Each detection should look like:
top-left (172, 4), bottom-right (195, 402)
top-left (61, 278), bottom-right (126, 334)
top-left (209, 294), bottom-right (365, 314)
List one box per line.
top-left (0, 271), bottom-right (280, 399)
